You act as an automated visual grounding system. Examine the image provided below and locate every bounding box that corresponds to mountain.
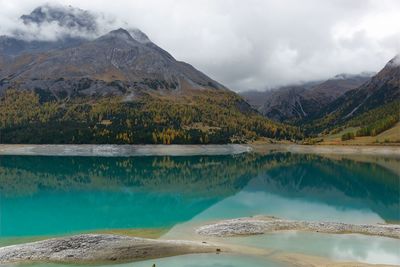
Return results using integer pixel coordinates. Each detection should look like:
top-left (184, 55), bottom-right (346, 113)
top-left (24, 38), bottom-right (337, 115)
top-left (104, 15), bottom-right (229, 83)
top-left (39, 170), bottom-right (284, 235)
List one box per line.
top-left (0, 5), bottom-right (225, 95)
top-left (241, 74), bottom-right (372, 123)
top-left (0, 27), bottom-right (225, 98)
top-left (0, 5), bottom-right (300, 144)
top-left (0, 36), bottom-right (85, 57)
top-left (249, 85), bottom-right (307, 122)
top-left (320, 57), bottom-right (399, 120)
top-left (302, 73), bottom-right (375, 106)
top-left (307, 55), bottom-right (400, 135)
top-left (241, 56), bottom-right (398, 142)
top-left (0, 5), bottom-right (96, 58)
top-left (20, 5), bottom-right (98, 33)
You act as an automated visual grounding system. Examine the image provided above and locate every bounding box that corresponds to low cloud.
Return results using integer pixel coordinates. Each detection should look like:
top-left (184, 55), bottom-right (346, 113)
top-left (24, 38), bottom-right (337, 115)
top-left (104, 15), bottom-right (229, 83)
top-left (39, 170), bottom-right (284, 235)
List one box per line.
top-left (0, 0), bottom-right (399, 91)
top-left (0, 3), bottom-right (119, 41)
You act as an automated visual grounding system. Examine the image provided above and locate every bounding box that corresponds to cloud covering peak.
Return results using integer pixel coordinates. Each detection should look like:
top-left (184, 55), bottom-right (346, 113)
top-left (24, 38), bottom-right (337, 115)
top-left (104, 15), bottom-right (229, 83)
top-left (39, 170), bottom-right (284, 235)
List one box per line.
top-left (20, 4), bottom-right (97, 32)
top-left (388, 54), bottom-right (400, 67)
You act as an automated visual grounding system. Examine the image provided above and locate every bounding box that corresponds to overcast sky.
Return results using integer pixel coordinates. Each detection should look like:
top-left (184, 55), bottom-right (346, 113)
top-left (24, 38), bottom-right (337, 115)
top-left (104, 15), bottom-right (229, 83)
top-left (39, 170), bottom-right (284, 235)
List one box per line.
top-left (1, 0), bottom-right (399, 91)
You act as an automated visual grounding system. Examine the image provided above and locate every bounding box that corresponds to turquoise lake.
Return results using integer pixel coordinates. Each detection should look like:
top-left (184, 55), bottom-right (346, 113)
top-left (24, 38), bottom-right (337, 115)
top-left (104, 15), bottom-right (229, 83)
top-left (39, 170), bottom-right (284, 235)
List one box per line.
top-left (0, 152), bottom-right (399, 266)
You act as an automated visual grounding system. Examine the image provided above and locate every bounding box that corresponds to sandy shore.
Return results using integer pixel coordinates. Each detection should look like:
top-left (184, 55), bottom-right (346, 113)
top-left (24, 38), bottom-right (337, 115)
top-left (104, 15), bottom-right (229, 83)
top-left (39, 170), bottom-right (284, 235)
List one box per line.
top-left (0, 144), bottom-right (251, 157)
top-left (0, 234), bottom-right (219, 265)
top-left (196, 216), bottom-right (400, 239)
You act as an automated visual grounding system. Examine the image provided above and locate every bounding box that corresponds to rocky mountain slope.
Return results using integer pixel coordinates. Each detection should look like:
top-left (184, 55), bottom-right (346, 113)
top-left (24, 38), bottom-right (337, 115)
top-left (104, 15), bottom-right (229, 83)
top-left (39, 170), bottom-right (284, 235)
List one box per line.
top-left (0, 24), bottom-right (225, 98)
top-left (0, 27), bottom-right (225, 98)
top-left (0, 5), bottom-right (224, 97)
top-left (241, 74), bottom-right (372, 123)
top-left (307, 56), bottom-right (400, 134)
top-left (321, 57), bottom-right (399, 120)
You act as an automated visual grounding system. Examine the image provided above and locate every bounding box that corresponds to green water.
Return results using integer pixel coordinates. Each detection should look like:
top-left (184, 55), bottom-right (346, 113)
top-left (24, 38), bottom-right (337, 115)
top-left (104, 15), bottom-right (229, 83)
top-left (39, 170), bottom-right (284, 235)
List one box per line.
top-left (0, 152), bottom-right (399, 265)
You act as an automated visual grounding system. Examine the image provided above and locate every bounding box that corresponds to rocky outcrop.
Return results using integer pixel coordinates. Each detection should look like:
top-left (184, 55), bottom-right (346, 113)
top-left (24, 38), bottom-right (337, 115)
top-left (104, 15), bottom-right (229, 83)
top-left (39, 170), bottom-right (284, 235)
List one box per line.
top-left (196, 216), bottom-right (400, 238)
top-left (0, 234), bottom-right (219, 265)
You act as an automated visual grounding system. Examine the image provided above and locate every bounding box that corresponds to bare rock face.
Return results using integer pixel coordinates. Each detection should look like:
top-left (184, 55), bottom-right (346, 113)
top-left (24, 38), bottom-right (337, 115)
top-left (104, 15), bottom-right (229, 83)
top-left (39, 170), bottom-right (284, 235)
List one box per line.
top-left (196, 216), bottom-right (400, 239)
top-left (0, 234), bottom-right (218, 265)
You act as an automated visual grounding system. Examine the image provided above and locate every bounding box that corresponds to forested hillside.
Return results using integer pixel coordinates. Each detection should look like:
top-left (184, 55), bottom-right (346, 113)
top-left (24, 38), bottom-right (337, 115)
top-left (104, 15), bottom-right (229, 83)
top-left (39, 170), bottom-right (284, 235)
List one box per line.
top-left (0, 89), bottom-right (301, 144)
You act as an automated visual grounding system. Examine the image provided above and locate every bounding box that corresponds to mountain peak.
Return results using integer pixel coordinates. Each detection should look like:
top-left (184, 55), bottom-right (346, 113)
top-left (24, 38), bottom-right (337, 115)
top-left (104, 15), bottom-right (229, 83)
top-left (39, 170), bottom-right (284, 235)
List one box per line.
top-left (13, 5), bottom-right (152, 45)
top-left (110, 28), bottom-right (132, 36)
top-left (100, 28), bottom-right (136, 42)
top-left (20, 4), bottom-right (98, 33)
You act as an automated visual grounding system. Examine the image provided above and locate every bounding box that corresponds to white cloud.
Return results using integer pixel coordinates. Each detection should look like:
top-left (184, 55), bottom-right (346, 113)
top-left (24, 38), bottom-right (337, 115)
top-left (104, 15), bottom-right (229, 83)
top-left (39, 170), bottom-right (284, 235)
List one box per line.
top-left (0, 0), bottom-right (399, 91)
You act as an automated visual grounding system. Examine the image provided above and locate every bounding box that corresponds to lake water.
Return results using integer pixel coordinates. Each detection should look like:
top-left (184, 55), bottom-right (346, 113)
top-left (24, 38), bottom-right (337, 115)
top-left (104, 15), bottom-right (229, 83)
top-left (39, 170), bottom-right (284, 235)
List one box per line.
top-left (0, 152), bottom-right (399, 266)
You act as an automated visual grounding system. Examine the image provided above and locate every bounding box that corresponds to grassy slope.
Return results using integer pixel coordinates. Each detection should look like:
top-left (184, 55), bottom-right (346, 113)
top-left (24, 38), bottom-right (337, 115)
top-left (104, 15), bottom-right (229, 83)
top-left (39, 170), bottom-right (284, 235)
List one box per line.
top-left (319, 123), bottom-right (400, 145)
top-left (309, 99), bottom-right (400, 145)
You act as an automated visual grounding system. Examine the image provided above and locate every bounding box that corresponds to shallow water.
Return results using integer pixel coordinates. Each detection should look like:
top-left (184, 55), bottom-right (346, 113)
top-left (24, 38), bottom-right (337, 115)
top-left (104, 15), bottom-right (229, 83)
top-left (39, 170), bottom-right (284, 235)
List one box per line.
top-left (133, 254), bottom-right (283, 267)
top-left (0, 152), bottom-right (399, 265)
top-left (27, 254), bottom-right (285, 267)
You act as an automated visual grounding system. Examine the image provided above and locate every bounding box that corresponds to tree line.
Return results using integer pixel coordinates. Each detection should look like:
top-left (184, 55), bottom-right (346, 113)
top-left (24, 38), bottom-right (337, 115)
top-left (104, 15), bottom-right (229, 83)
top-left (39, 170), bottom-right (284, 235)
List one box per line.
top-left (0, 89), bottom-right (302, 144)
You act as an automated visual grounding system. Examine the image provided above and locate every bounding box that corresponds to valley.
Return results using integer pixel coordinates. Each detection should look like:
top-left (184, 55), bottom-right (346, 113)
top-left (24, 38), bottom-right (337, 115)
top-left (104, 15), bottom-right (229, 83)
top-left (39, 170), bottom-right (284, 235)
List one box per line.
top-left (1, 5), bottom-right (398, 145)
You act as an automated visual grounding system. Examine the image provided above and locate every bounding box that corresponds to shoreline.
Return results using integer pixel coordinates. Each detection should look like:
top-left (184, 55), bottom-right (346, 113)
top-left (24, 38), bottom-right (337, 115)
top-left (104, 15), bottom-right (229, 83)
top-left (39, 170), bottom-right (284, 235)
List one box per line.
top-left (0, 144), bottom-right (251, 157)
top-left (0, 143), bottom-right (399, 157)
top-left (1, 216), bottom-right (398, 267)
top-left (249, 144), bottom-right (400, 157)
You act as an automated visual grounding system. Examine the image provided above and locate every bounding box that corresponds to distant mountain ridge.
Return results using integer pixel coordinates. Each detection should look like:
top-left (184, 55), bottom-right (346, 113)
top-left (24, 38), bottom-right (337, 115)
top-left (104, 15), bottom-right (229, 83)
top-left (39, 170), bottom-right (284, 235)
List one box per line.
top-left (308, 55), bottom-right (400, 133)
top-left (242, 55), bottom-right (399, 140)
top-left (241, 73), bottom-right (372, 123)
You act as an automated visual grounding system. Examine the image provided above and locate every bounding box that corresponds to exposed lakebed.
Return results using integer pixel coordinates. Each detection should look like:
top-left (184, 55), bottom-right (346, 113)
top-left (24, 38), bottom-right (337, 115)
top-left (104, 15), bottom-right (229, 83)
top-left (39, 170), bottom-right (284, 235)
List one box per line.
top-left (0, 146), bottom-right (399, 266)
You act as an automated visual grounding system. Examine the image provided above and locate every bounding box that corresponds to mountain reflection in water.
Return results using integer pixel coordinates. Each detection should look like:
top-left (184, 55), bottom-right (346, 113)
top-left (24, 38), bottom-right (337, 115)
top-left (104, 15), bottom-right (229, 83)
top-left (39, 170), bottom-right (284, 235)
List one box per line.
top-left (0, 153), bottom-right (398, 238)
